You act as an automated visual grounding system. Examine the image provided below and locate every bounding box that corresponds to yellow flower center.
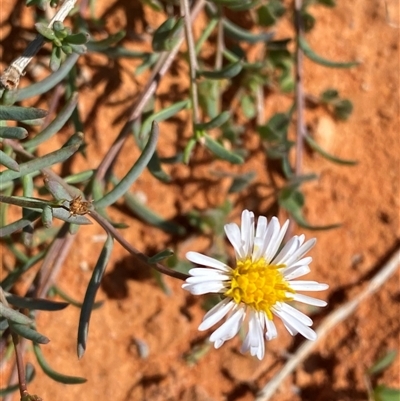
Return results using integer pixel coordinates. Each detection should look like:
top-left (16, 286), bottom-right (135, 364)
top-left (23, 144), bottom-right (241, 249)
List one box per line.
top-left (224, 257), bottom-right (294, 320)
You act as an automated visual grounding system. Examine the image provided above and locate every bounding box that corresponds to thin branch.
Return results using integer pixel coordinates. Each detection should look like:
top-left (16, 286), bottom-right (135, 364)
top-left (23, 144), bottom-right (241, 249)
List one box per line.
top-left (180, 0), bottom-right (200, 124)
top-left (256, 246), bottom-right (400, 401)
top-left (294, 0), bottom-right (305, 176)
top-left (0, 0), bottom-right (78, 90)
top-left (285, 0), bottom-right (305, 240)
top-left (94, 0), bottom-right (206, 182)
top-left (0, 287), bottom-right (27, 398)
top-left (89, 209), bottom-right (189, 281)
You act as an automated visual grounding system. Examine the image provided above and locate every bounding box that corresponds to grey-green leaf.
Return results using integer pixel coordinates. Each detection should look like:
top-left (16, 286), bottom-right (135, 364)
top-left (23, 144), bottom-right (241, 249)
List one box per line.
top-left (147, 249), bottom-right (174, 264)
top-left (34, 344), bottom-right (87, 384)
top-left (9, 321), bottom-right (49, 344)
top-left (16, 53), bottom-right (79, 101)
top-left (77, 234), bottom-right (113, 358)
top-left (223, 18), bottom-right (275, 43)
top-left (0, 149), bottom-right (20, 172)
top-left (195, 111), bottom-right (231, 131)
top-left (373, 385), bottom-right (400, 401)
top-left (198, 61), bottom-right (242, 80)
top-left (299, 36), bottom-right (359, 68)
top-left (0, 303), bottom-right (33, 325)
top-left (24, 92), bottom-right (79, 148)
top-left (0, 136), bottom-right (82, 184)
top-left (305, 134), bottom-right (357, 165)
top-left (0, 126), bottom-right (28, 139)
top-left (95, 122), bottom-right (159, 208)
top-left (6, 294), bottom-right (68, 311)
top-left (204, 134), bottom-right (244, 164)
top-left (0, 106), bottom-right (47, 121)
top-left (368, 350), bottom-right (397, 376)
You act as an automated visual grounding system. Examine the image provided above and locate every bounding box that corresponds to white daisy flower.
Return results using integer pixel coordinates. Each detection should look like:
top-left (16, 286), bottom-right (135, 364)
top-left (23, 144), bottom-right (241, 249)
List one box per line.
top-left (182, 210), bottom-right (329, 360)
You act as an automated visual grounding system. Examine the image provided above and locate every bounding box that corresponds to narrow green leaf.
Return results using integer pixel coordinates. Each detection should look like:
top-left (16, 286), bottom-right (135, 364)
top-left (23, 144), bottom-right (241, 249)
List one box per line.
top-left (299, 36), bottom-right (359, 68)
top-left (140, 100), bottom-right (189, 138)
top-left (86, 31), bottom-right (126, 52)
top-left (305, 134), bottom-right (357, 165)
top-left (0, 211), bottom-right (41, 237)
top-left (222, 18), bottom-right (274, 43)
top-left (0, 149), bottom-right (20, 171)
top-left (6, 294), bottom-right (69, 311)
top-left (65, 32), bottom-right (90, 45)
top-left (24, 92), bottom-right (79, 148)
top-left (320, 88), bottom-right (339, 102)
top-left (123, 189), bottom-right (186, 235)
top-left (194, 111), bottom-right (231, 131)
top-left (152, 17), bottom-right (184, 52)
top-left (33, 344), bottom-right (87, 384)
top-left (77, 234), bottom-right (114, 358)
top-left (368, 350), bottom-right (397, 375)
top-left (16, 53), bottom-right (79, 101)
top-left (9, 321), bottom-right (49, 344)
top-left (0, 137), bottom-right (82, 184)
top-left (183, 137), bottom-right (197, 164)
top-left (197, 61), bottom-right (242, 80)
top-left (0, 126), bottom-right (28, 139)
top-left (64, 169), bottom-right (94, 184)
top-left (373, 385), bottom-right (400, 401)
top-left (50, 286), bottom-right (104, 309)
top-left (228, 171), bottom-right (256, 193)
top-left (42, 205), bottom-right (53, 228)
top-left (147, 249), bottom-right (174, 264)
top-left (147, 152), bottom-right (171, 183)
top-left (35, 22), bottom-right (56, 40)
top-left (1, 251), bottom-right (45, 291)
top-left (334, 99), bottom-right (353, 120)
top-left (204, 134), bottom-right (244, 164)
top-left (0, 303), bottom-right (33, 325)
top-left (95, 122), bottom-right (160, 208)
top-left (279, 188), bottom-right (340, 230)
top-left (0, 106), bottom-right (47, 121)
top-left (50, 46), bottom-right (62, 71)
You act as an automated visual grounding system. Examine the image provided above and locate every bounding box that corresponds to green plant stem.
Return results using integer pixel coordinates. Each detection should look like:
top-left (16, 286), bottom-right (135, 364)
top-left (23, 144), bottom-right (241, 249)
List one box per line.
top-left (180, 0), bottom-right (200, 124)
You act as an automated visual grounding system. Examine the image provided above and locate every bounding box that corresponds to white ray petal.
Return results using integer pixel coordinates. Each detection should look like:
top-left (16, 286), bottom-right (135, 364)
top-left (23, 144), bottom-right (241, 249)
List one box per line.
top-left (225, 223), bottom-right (245, 259)
top-left (182, 281), bottom-right (226, 295)
top-left (279, 303), bottom-right (313, 326)
top-left (263, 217), bottom-right (281, 262)
top-left (209, 307), bottom-right (245, 344)
top-left (185, 274), bottom-right (230, 284)
top-left (291, 293), bottom-right (328, 307)
top-left (255, 216), bottom-right (267, 239)
top-left (241, 210), bottom-right (254, 257)
top-left (265, 219), bottom-right (289, 263)
top-left (265, 318), bottom-right (277, 340)
top-left (186, 252), bottom-right (231, 272)
top-left (289, 281), bottom-right (329, 291)
top-left (199, 298), bottom-right (235, 331)
top-left (188, 267), bottom-right (232, 277)
top-left (242, 311), bottom-right (265, 360)
top-left (281, 264), bottom-right (311, 280)
top-left (283, 238), bottom-right (316, 267)
top-left (271, 236), bottom-right (300, 265)
top-left (275, 309), bottom-right (317, 340)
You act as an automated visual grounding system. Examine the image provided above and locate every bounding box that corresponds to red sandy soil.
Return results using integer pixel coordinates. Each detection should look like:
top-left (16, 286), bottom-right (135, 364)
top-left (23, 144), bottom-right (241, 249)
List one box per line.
top-left (0, 1), bottom-right (399, 401)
